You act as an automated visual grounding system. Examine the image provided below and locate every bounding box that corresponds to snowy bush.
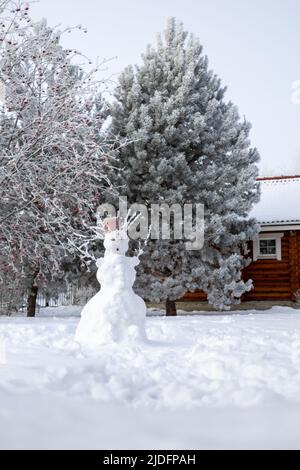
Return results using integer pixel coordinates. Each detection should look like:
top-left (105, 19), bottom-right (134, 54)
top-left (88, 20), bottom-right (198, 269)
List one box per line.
top-left (72, 285), bottom-right (98, 306)
top-left (0, 277), bottom-right (25, 315)
top-left (293, 289), bottom-right (300, 305)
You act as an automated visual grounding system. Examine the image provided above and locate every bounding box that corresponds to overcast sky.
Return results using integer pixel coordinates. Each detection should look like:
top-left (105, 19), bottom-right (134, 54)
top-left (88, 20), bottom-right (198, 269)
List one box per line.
top-left (31, 0), bottom-right (300, 176)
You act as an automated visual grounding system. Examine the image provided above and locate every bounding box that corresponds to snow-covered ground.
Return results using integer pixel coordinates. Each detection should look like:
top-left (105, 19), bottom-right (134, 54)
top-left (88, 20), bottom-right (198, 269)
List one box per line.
top-left (1, 306), bottom-right (300, 449)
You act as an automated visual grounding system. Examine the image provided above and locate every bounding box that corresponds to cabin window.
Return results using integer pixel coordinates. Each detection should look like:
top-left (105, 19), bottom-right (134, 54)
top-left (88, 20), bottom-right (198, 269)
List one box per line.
top-left (259, 239), bottom-right (277, 256)
top-left (253, 233), bottom-right (284, 261)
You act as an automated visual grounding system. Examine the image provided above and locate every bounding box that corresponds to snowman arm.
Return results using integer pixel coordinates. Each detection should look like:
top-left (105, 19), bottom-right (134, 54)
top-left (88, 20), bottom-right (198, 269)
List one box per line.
top-left (136, 225), bottom-right (151, 258)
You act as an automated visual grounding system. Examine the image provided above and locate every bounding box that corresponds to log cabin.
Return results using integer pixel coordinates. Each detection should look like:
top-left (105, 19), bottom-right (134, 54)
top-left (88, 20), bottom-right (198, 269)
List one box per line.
top-left (185, 175), bottom-right (300, 303)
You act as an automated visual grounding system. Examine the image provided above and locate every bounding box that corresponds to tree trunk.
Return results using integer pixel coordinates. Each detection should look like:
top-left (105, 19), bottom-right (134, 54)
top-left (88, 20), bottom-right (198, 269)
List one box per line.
top-left (166, 298), bottom-right (177, 316)
top-left (27, 270), bottom-right (39, 317)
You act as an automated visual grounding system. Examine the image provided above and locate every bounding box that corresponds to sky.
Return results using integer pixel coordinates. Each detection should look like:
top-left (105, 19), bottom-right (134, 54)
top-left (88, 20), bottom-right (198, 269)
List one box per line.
top-left (30, 0), bottom-right (300, 176)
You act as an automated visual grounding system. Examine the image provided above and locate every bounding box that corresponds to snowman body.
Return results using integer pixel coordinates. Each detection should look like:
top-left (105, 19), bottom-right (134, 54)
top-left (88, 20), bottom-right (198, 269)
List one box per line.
top-left (75, 230), bottom-right (146, 345)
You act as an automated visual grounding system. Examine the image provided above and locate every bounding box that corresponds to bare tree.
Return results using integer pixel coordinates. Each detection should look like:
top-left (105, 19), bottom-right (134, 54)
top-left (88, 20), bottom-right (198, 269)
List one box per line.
top-left (0, 6), bottom-right (116, 315)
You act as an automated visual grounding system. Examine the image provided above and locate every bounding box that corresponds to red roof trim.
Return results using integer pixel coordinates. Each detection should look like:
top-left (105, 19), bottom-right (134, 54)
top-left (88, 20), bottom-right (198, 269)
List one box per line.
top-left (257, 175), bottom-right (300, 181)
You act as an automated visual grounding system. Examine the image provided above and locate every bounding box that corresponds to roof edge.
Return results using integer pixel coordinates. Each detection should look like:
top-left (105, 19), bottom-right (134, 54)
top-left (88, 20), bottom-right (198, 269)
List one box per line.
top-left (257, 175), bottom-right (300, 181)
top-left (260, 223), bottom-right (300, 232)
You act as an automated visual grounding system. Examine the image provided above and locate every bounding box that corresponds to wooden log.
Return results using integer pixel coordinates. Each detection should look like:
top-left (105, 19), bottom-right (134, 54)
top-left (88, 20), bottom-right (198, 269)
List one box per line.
top-left (289, 231), bottom-right (299, 299)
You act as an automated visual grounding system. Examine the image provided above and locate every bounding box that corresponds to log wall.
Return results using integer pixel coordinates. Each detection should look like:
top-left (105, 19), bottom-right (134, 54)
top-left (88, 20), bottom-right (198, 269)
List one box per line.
top-left (182, 230), bottom-right (300, 302)
top-left (243, 231), bottom-right (295, 301)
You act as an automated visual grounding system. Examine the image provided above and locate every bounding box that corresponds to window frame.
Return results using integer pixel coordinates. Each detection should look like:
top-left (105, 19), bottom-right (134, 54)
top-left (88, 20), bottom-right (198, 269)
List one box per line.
top-left (253, 233), bottom-right (284, 261)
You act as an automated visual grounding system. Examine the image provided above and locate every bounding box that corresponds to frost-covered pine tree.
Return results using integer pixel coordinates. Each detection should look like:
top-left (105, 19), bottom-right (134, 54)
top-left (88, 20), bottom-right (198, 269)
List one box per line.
top-left (110, 18), bottom-right (260, 314)
top-left (0, 9), bottom-right (114, 316)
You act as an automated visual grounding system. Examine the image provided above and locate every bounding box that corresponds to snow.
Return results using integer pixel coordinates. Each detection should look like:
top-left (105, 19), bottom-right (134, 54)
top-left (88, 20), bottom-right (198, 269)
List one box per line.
top-left (1, 306), bottom-right (300, 449)
top-left (251, 177), bottom-right (300, 224)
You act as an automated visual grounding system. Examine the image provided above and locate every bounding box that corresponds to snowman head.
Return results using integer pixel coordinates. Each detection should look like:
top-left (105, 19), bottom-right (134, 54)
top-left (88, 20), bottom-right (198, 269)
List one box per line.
top-left (103, 230), bottom-right (129, 255)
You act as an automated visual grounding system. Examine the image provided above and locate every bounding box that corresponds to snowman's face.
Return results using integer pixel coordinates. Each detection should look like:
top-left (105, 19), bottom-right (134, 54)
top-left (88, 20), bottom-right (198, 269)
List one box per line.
top-left (103, 231), bottom-right (129, 255)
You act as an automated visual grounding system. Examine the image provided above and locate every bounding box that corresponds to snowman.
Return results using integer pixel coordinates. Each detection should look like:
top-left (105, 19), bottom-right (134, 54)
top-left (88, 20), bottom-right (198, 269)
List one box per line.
top-left (75, 218), bottom-right (147, 346)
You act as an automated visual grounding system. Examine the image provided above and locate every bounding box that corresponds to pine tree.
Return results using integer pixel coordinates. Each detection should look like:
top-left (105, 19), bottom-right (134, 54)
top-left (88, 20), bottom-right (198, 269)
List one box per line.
top-left (110, 18), bottom-right (260, 314)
